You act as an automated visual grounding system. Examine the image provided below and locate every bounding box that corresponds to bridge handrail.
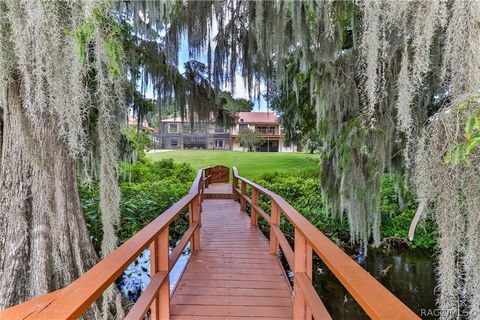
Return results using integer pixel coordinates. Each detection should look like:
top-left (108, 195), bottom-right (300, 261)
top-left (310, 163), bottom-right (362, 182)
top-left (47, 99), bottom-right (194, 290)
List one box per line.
top-left (232, 166), bottom-right (419, 320)
top-left (1, 167), bottom-right (209, 320)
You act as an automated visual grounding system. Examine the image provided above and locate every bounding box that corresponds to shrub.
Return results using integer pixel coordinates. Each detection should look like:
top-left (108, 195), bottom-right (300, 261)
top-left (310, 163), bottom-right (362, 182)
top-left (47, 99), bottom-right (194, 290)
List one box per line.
top-left (380, 175), bottom-right (437, 249)
top-left (81, 159), bottom-right (195, 252)
top-left (238, 128), bottom-right (263, 151)
top-left (118, 158), bottom-right (196, 184)
top-left (254, 171), bottom-right (351, 248)
top-left (252, 170), bottom-right (437, 251)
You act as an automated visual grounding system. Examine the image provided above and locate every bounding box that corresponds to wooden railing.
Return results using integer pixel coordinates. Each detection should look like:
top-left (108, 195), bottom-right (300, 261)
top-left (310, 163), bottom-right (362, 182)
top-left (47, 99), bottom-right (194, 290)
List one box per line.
top-left (0, 167), bottom-right (214, 320)
top-left (2, 165), bottom-right (420, 320)
top-left (232, 167), bottom-right (420, 320)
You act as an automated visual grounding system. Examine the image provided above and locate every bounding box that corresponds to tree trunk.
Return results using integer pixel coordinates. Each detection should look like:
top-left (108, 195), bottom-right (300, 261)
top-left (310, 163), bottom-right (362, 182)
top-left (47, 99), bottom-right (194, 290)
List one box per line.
top-left (0, 78), bottom-right (101, 317)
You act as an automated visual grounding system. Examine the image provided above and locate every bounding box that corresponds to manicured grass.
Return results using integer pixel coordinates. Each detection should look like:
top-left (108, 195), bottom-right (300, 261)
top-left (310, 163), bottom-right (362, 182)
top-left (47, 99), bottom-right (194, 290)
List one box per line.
top-left (148, 150), bottom-right (318, 179)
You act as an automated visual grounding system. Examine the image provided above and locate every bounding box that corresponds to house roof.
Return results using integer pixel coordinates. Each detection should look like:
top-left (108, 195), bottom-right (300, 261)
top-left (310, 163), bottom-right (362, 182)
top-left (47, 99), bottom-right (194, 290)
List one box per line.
top-left (161, 114), bottom-right (213, 122)
top-left (161, 112), bottom-right (280, 125)
top-left (237, 112), bottom-right (279, 124)
top-left (161, 116), bottom-right (184, 122)
top-left (127, 117), bottom-right (159, 133)
top-left (128, 117), bottom-right (150, 128)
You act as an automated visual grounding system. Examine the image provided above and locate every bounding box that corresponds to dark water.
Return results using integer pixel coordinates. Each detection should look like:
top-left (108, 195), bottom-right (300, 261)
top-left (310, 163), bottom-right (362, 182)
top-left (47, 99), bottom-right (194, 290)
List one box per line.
top-left (312, 248), bottom-right (437, 319)
top-left (281, 248), bottom-right (437, 319)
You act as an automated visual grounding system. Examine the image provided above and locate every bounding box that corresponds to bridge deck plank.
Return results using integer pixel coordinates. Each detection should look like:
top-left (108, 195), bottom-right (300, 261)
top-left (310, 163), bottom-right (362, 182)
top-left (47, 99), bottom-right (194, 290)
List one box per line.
top-left (203, 183), bottom-right (232, 194)
top-left (171, 197), bottom-right (293, 319)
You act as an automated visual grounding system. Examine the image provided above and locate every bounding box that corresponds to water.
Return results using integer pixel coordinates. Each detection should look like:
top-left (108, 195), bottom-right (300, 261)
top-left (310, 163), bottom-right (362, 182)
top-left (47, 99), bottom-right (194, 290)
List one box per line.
top-left (117, 244), bottom-right (191, 302)
top-left (312, 248), bottom-right (437, 319)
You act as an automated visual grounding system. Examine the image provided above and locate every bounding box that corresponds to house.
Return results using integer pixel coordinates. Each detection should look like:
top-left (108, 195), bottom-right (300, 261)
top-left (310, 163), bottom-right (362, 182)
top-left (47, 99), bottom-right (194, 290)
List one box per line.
top-left (231, 112), bottom-right (295, 152)
top-left (152, 112), bottom-right (296, 152)
top-left (152, 116), bottom-right (232, 150)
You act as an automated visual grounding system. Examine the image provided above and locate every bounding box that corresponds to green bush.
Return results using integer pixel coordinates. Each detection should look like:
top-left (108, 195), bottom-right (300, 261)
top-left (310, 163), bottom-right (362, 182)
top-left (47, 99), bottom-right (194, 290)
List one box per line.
top-left (380, 175), bottom-right (437, 249)
top-left (120, 126), bottom-right (153, 162)
top-left (119, 158), bottom-right (196, 184)
top-left (82, 159), bottom-right (437, 254)
top-left (81, 159), bottom-right (195, 253)
top-left (118, 179), bottom-right (191, 245)
top-left (254, 172), bottom-right (351, 248)
top-left (252, 171), bottom-right (437, 251)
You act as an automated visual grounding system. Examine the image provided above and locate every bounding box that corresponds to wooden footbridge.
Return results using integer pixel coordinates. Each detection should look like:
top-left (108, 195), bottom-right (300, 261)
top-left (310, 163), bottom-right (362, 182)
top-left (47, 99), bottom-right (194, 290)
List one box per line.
top-left (2, 166), bottom-right (420, 319)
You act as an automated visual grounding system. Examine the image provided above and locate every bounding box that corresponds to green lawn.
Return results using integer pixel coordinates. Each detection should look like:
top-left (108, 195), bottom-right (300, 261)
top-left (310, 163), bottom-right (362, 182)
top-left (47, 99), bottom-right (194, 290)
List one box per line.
top-left (148, 150), bottom-right (318, 179)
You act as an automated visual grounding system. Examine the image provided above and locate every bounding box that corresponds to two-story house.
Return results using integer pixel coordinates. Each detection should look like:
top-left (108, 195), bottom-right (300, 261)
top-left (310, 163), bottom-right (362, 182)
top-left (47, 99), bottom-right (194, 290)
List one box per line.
top-left (231, 112), bottom-right (295, 152)
top-left (152, 116), bottom-right (231, 150)
top-left (152, 112), bottom-right (295, 152)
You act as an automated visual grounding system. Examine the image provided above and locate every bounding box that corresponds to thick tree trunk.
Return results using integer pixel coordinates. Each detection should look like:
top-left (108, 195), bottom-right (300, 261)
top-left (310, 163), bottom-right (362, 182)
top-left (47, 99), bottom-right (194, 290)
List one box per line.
top-left (0, 79), bottom-right (101, 317)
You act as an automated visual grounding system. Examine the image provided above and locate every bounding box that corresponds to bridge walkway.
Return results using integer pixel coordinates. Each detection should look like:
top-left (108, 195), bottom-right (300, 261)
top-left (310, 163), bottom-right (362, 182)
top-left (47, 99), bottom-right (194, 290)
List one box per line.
top-left (171, 195), bottom-right (293, 319)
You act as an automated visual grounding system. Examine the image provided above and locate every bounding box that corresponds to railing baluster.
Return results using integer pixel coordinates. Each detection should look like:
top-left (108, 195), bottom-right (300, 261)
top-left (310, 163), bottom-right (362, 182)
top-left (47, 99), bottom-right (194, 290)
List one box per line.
top-left (250, 187), bottom-right (259, 226)
top-left (269, 201), bottom-right (280, 255)
top-left (306, 242), bottom-right (313, 320)
top-left (232, 173), bottom-right (238, 201)
top-left (149, 237), bottom-right (159, 319)
top-left (189, 195), bottom-right (201, 251)
top-left (293, 228), bottom-right (313, 320)
top-left (206, 168), bottom-right (210, 187)
top-left (240, 181), bottom-right (247, 212)
top-left (150, 226), bottom-right (170, 320)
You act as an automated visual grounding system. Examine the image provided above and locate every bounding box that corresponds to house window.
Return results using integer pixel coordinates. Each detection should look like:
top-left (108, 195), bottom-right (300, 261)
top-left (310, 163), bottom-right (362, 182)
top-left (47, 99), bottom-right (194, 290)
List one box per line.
top-left (256, 126), bottom-right (276, 135)
top-left (215, 140), bottom-right (224, 148)
top-left (239, 124), bottom-right (248, 131)
top-left (170, 139), bottom-right (178, 147)
top-left (183, 124), bottom-right (191, 133)
top-left (169, 124), bottom-right (178, 133)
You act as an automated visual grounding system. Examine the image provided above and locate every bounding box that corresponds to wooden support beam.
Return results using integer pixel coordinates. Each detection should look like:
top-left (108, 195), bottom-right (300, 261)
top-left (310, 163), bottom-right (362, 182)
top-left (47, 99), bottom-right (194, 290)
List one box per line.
top-left (293, 228), bottom-right (314, 320)
top-left (169, 222), bottom-right (199, 270)
top-left (150, 227), bottom-right (170, 320)
top-left (189, 195), bottom-right (201, 251)
top-left (271, 225), bottom-right (294, 269)
top-left (252, 204), bottom-right (271, 224)
top-left (269, 201), bottom-right (280, 255)
top-left (232, 176), bottom-right (239, 201)
top-left (251, 187), bottom-right (259, 226)
top-left (240, 181), bottom-right (247, 212)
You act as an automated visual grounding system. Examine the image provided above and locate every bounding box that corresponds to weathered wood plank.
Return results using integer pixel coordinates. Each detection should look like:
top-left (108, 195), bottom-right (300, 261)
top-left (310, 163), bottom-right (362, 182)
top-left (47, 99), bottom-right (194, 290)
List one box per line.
top-left (172, 295), bottom-right (293, 307)
top-left (171, 305), bottom-right (293, 318)
top-left (172, 316), bottom-right (287, 320)
top-left (184, 266), bottom-right (283, 276)
top-left (175, 286), bottom-right (291, 297)
top-left (181, 272), bottom-right (285, 281)
top-left (171, 199), bottom-right (293, 319)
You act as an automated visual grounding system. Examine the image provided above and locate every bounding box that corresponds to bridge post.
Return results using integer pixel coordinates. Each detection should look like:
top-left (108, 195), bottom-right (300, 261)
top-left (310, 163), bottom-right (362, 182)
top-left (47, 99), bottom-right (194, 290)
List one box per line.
top-left (150, 226), bottom-right (170, 319)
top-left (205, 168), bottom-right (210, 188)
top-left (189, 195), bottom-right (201, 251)
top-left (293, 228), bottom-right (313, 320)
top-left (199, 174), bottom-right (203, 214)
top-left (240, 181), bottom-right (247, 212)
top-left (250, 187), bottom-right (258, 226)
top-left (232, 175), bottom-right (238, 201)
top-left (269, 201), bottom-right (280, 254)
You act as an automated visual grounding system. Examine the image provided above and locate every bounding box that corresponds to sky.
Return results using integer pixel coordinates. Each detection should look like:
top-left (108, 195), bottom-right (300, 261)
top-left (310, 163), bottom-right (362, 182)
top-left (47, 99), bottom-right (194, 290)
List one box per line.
top-left (177, 38), bottom-right (268, 111)
top-left (143, 30), bottom-right (268, 112)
